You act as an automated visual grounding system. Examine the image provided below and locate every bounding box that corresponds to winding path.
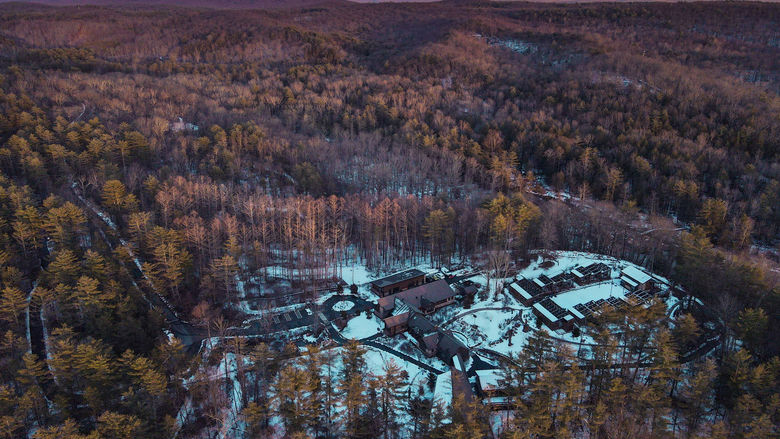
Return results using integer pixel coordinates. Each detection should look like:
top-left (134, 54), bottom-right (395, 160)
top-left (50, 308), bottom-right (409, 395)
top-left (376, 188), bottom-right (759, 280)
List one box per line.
top-left (361, 339), bottom-right (445, 375)
top-left (25, 280), bottom-right (38, 354)
top-left (320, 314), bottom-right (445, 375)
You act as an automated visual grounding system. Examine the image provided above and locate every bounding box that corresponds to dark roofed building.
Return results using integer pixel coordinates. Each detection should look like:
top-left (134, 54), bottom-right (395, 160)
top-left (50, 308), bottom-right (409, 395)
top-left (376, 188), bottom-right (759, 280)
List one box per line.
top-left (406, 312), bottom-right (469, 365)
top-left (621, 266), bottom-right (653, 291)
top-left (408, 312), bottom-right (438, 337)
top-left (382, 312), bottom-right (411, 336)
top-left (377, 279), bottom-right (456, 318)
top-left (437, 332), bottom-right (469, 366)
top-left (370, 269), bottom-right (426, 297)
top-left (572, 262), bottom-right (611, 285)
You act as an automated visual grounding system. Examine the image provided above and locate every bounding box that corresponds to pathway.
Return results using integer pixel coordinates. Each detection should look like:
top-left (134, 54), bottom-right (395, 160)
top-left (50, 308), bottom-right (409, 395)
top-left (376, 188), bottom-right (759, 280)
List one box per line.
top-left (25, 280), bottom-right (38, 354)
top-left (320, 313), bottom-right (444, 374)
top-left (361, 339), bottom-right (445, 375)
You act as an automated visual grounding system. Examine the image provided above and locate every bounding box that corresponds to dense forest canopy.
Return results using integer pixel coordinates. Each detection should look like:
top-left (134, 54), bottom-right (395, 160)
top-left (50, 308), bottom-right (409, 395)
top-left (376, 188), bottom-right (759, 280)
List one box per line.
top-left (0, 1), bottom-right (777, 438)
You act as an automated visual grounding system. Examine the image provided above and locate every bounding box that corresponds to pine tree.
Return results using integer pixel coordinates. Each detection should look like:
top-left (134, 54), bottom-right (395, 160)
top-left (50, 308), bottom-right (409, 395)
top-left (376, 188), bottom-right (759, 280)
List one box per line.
top-left (32, 419), bottom-right (86, 439)
top-left (102, 180), bottom-right (129, 212)
top-left (377, 358), bottom-right (409, 439)
top-left (43, 201), bottom-right (86, 248)
top-left (93, 411), bottom-right (142, 439)
top-left (301, 345), bottom-right (325, 435)
top-left (339, 340), bottom-right (368, 438)
top-left (673, 313), bottom-right (701, 353)
top-left (49, 249), bottom-right (80, 286)
top-left (0, 286), bottom-right (26, 331)
top-left (274, 363), bottom-right (315, 436)
top-left (679, 358), bottom-right (717, 437)
top-left (210, 254), bottom-right (238, 303)
top-left (153, 242), bottom-right (190, 300)
top-left (242, 401), bottom-right (272, 438)
top-left (17, 352), bottom-right (50, 388)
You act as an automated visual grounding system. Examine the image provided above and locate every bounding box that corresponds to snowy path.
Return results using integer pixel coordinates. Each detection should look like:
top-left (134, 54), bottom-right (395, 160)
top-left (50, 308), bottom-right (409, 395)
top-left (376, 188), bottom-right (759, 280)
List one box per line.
top-left (40, 305), bottom-right (59, 387)
top-left (360, 340), bottom-right (445, 375)
top-left (25, 280), bottom-right (38, 354)
top-left (320, 314), bottom-right (445, 374)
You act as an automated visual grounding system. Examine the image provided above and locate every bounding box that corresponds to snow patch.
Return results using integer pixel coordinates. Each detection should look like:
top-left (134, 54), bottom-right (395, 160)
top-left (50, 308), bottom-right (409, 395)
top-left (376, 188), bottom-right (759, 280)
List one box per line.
top-left (341, 314), bottom-right (383, 340)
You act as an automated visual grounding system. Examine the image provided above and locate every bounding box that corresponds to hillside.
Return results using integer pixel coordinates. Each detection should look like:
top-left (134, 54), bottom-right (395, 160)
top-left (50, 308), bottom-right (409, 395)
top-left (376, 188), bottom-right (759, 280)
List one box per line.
top-left (0, 1), bottom-right (777, 438)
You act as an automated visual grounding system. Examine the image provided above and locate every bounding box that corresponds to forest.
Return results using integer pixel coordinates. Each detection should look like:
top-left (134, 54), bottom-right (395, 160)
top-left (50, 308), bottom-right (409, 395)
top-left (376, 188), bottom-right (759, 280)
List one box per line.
top-left (0, 0), bottom-right (777, 438)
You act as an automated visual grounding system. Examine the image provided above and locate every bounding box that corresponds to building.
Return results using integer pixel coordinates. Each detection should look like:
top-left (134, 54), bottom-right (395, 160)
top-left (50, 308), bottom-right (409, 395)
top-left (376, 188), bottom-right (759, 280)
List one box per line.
top-left (620, 266), bottom-right (653, 291)
top-left (532, 298), bottom-right (570, 331)
top-left (508, 282), bottom-right (534, 305)
top-left (401, 312), bottom-right (470, 366)
top-left (475, 369), bottom-right (505, 397)
top-left (171, 117), bottom-right (199, 132)
top-left (408, 313), bottom-right (440, 356)
top-left (572, 262), bottom-right (611, 286)
top-left (376, 279), bottom-right (456, 318)
top-left (508, 278), bottom-right (546, 305)
top-left (382, 311), bottom-right (411, 336)
top-left (370, 269), bottom-right (426, 297)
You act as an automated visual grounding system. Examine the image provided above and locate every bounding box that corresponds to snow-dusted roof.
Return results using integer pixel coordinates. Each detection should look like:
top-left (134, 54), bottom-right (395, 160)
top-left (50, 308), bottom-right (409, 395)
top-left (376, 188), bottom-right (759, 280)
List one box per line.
top-left (509, 282), bottom-right (532, 300)
top-left (433, 372), bottom-right (452, 405)
top-left (533, 278), bottom-right (546, 288)
top-left (371, 268), bottom-right (426, 289)
top-left (622, 276), bottom-right (638, 288)
top-left (454, 354), bottom-right (466, 373)
top-left (533, 302), bottom-right (558, 322)
top-left (476, 369), bottom-right (503, 391)
top-left (569, 307), bottom-right (585, 320)
top-left (572, 268), bottom-right (584, 278)
top-left (383, 312), bottom-right (410, 328)
top-left (621, 266), bottom-right (651, 284)
top-left (378, 280), bottom-right (455, 312)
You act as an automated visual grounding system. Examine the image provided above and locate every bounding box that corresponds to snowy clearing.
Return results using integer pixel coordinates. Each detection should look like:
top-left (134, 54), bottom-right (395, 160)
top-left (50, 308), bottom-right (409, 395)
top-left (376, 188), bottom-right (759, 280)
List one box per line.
top-left (341, 314), bottom-right (383, 339)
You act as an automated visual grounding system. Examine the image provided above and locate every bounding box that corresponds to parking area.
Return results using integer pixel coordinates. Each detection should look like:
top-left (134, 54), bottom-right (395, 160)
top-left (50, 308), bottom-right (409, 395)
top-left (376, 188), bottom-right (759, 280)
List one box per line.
top-left (246, 306), bottom-right (316, 334)
top-left (240, 294), bottom-right (375, 336)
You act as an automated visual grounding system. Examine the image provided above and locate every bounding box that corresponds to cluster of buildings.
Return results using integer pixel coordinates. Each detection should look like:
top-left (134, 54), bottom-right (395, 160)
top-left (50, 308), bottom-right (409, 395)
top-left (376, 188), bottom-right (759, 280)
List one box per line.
top-left (509, 262), bottom-right (658, 332)
top-left (369, 270), bottom-right (472, 367)
top-left (508, 262), bottom-right (611, 306)
top-left (361, 260), bottom-right (667, 413)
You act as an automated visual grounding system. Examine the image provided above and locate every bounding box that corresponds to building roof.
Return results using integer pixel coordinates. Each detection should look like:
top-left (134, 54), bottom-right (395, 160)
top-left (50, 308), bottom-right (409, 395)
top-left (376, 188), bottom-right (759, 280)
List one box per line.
top-left (383, 312), bottom-right (410, 328)
top-left (408, 312), bottom-right (438, 336)
top-left (422, 333), bottom-right (441, 352)
top-left (378, 279), bottom-right (455, 312)
top-left (621, 266), bottom-right (652, 284)
top-left (569, 307), bottom-right (586, 320)
top-left (533, 302), bottom-right (559, 323)
top-left (622, 276), bottom-right (638, 288)
top-left (437, 332), bottom-right (467, 363)
top-left (370, 269), bottom-right (426, 289)
top-left (509, 282), bottom-right (533, 301)
top-left (476, 369), bottom-right (504, 392)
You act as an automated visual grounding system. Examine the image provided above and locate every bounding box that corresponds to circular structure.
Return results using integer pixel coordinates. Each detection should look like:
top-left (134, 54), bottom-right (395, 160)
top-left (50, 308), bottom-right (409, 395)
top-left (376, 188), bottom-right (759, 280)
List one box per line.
top-left (332, 300), bottom-right (355, 312)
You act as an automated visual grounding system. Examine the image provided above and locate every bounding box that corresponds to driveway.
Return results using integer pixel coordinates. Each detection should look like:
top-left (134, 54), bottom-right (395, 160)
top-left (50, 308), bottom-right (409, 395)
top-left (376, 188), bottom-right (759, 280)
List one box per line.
top-left (320, 294), bottom-right (375, 320)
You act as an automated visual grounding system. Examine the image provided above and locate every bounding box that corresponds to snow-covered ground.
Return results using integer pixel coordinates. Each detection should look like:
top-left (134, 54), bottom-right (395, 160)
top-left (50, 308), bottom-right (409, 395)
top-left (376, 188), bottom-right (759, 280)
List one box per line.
top-left (341, 314), bottom-right (383, 340)
top-left (441, 251), bottom-right (675, 357)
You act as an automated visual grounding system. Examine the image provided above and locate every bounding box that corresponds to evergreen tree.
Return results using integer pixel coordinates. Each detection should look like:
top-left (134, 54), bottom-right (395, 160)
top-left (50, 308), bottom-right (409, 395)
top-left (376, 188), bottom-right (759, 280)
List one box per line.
top-left (339, 340), bottom-right (368, 438)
